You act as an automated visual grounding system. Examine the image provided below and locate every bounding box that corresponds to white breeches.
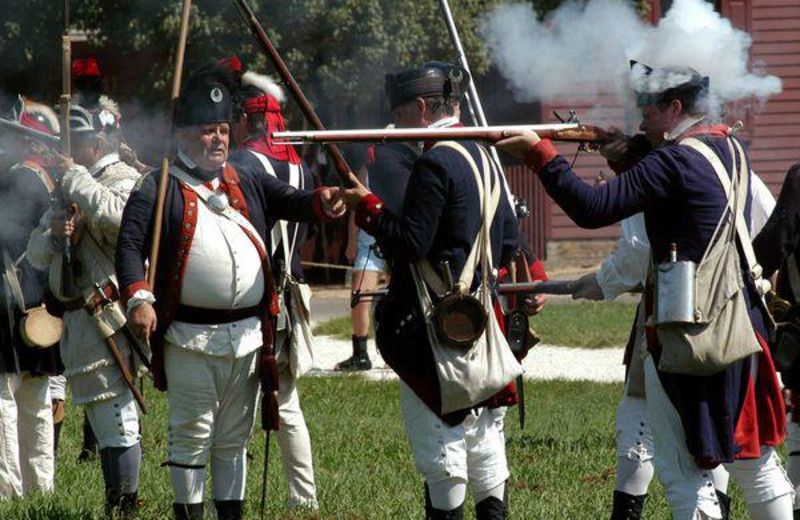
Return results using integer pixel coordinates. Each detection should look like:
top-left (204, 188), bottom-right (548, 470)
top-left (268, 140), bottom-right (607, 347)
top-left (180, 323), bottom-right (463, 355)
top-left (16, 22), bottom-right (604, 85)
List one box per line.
top-left (785, 415), bottom-right (800, 509)
top-left (0, 372), bottom-right (53, 499)
top-left (164, 344), bottom-right (260, 503)
top-left (399, 382), bottom-right (509, 509)
top-left (274, 364), bottom-right (317, 509)
top-left (84, 389), bottom-right (140, 449)
top-left (615, 393), bottom-right (655, 495)
top-left (48, 375), bottom-right (67, 402)
top-left (644, 356), bottom-right (793, 520)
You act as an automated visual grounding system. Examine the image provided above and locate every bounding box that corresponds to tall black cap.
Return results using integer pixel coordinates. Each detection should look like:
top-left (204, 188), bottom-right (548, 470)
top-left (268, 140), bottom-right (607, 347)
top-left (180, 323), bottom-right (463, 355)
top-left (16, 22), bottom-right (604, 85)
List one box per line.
top-left (384, 61), bottom-right (470, 110)
top-left (175, 64), bottom-right (239, 127)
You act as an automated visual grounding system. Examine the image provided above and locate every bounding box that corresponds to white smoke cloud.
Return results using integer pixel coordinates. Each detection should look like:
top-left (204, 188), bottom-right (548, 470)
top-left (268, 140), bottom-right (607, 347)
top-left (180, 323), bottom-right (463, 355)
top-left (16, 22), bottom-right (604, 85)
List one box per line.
top-left (483, 0), bottom-right (782, 109)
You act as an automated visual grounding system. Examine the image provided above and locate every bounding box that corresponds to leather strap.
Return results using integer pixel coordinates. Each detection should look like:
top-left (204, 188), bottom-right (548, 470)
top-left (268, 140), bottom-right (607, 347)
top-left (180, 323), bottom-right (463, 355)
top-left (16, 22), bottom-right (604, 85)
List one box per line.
top-left (418, 142), bottom-right (502, 297)
top-left (680, 137), bottom-right (764, 287)
top-left (174, 304), bottom-right (261, 324)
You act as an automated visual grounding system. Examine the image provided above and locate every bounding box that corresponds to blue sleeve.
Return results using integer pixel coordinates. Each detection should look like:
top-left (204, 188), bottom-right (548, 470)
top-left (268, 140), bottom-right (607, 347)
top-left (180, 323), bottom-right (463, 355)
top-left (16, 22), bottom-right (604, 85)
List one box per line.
top-left (373, 154), bottom-right (448, 262)
top-left (115, 173), bottom-right (157, 293)
top-left (537, 149), bottom-right (681, 228)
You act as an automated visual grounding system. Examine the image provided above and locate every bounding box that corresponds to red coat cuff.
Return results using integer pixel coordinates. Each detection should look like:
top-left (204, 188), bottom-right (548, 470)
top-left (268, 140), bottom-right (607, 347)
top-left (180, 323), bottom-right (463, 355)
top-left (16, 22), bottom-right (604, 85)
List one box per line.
top-left (529, 258), bottom-right (549, 282)
top-left (355, 193), bottom-right (385, 235)
top-left (312, 188), bottom-right (337, 222)
top-left (523, 139), bottom-right (559, 173)
top-left (122, 280), bottom-right (151, 309)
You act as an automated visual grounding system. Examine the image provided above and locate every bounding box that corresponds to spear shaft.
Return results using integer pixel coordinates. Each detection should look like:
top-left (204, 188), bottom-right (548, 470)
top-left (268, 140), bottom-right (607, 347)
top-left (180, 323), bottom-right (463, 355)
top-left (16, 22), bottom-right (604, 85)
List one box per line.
top-left (148, 0), bottom-right (193, 288)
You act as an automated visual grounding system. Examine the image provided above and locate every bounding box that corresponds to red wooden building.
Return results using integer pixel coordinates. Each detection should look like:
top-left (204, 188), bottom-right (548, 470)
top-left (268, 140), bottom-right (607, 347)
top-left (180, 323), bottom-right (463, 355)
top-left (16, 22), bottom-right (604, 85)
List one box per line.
top-left (512, 0), bottom-right (800, 262)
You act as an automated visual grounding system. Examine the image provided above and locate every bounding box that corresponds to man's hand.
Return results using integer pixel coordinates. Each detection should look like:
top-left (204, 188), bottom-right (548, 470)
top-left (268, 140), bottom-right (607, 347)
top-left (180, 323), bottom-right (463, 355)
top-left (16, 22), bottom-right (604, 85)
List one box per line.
top-left (569, 272), bottom-right (605, 301)
top-left (494, 130), bottom-right (541, 159)
top-left (320, 187), bottom-right (346, 218)
top-left (342, 171), bottom-right (370, 209)
top-left (50, 204), bottom-right (84, 244)
top-left (522, 294), bottom-right (547, 316)
top-left (598, 128), bottom-right (630, 163)
top-left (129, 303), bottom-right (157, 343)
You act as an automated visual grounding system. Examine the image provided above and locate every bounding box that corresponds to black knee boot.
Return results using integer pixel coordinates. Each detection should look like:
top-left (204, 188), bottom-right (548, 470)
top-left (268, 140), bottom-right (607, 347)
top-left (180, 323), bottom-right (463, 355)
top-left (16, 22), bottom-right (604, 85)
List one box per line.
top-left (610, 491), bottom-right (647, 520)
top-left (173, 503), bottom-right (204, 520)
top-left (716, 490), bottom-right (731, 520)
top-left (335, 335), bottom-right (372, 371)
top-left (101, 446), bottom-right (142, 520)
top-left (475, 484), bottom-right (508, 520)
top-left (215, 500), bottom-right (244, 520)
top-left (105, 489), bottom-right (139, 519)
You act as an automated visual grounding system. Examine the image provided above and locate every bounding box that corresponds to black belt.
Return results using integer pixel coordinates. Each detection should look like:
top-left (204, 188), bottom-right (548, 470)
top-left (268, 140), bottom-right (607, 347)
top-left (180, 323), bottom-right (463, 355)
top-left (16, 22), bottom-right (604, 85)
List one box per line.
top-left (174, 304), bottom-right (262, 324)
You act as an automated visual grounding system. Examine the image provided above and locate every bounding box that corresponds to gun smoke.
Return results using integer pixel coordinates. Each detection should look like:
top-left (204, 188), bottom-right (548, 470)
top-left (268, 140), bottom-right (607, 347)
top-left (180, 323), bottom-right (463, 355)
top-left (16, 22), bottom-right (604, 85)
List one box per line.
top-left (483, 0), bottom-right (783, 114)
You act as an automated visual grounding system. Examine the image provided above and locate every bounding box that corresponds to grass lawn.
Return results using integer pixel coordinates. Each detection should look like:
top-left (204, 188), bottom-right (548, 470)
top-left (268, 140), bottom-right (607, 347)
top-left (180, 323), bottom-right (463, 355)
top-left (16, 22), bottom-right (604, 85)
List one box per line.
top-left (0, 377), bottom-right (755, 519)
top-left (313, 301), bottom-right (638, 348)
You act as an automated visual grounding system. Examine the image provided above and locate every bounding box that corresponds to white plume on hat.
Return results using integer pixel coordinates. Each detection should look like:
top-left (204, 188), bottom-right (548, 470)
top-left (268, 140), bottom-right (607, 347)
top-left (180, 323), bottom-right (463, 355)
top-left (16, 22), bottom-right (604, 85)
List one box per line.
top-left (98, 95), bottom-right (121, 119)
top-left (242, 71), bottom-right (285, 104)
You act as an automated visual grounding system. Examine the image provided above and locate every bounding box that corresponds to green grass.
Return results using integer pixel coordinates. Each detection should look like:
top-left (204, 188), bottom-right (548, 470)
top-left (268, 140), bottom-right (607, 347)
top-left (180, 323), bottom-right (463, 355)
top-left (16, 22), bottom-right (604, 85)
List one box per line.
top-left (0, 377), bottom-right (756, 519)
top-left (313, 301), bottom-right (638, 347)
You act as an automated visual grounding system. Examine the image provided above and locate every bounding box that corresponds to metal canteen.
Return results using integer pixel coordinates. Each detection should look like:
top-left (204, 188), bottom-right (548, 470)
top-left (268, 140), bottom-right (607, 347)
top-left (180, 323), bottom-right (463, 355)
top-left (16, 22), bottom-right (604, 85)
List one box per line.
top-left (432, 261), bottom-right (487, 349)
top-left (20, 306), bottom-right (63, 349)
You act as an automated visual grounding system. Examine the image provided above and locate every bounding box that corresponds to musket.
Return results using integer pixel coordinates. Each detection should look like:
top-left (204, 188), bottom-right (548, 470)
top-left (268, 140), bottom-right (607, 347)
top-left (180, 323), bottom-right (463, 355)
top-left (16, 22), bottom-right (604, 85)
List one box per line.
top-left (148, 0), bottom-right (192, 289)
top-left (350, 289), bottom-right (388, 309)
top-left (273, 123), bottom-right (610, 146)
top-left (497, 281), bottom-right (576, 296)
top-left (350, 281), bottom-right (577, 308)
top-left (231, 0), bottom-right (356, 187)
top-left (59, 0), bottom-right (76, 300)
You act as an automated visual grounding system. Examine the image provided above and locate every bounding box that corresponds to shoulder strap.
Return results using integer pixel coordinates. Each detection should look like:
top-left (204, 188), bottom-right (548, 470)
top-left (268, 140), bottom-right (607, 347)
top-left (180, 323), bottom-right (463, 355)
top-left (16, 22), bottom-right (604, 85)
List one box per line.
top-left (249, 150), bottom-right (300, 272)
top-left (418, 142), bottom-right (502, 295)
top-left (680, 137), bottom-right (763, 283)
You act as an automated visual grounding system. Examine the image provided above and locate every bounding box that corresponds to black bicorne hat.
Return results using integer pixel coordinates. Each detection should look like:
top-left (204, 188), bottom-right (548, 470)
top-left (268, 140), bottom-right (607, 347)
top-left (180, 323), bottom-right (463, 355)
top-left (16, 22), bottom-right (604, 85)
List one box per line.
top-left (630, 60), bottom-right (709, 108)
top-left (175, 64), bottom-right (240, 127)
top-left (385, 61), bottom-right (470, 110)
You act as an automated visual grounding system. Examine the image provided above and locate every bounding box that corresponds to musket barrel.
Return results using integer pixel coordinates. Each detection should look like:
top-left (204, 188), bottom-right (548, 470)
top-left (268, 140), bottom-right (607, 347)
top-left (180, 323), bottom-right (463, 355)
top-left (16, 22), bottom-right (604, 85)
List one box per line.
top-left (272, 123), bottom-right (602, 145)
top-left (497, 281), bottom-right (575, 295)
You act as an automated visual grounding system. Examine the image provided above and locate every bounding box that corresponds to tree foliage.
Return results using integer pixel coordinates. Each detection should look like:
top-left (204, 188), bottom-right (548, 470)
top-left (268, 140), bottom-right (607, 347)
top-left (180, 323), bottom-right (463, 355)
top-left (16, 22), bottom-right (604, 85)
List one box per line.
top-left (0, 0), bottom-right (653, 125)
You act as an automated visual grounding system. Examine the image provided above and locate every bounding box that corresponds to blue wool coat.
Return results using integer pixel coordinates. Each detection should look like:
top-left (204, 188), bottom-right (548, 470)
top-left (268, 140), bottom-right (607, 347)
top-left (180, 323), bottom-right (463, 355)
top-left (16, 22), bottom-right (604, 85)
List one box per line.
top-left (357, 140), bottom-right (519, 424)
top-left (527, 129), bottom-right (774, 463)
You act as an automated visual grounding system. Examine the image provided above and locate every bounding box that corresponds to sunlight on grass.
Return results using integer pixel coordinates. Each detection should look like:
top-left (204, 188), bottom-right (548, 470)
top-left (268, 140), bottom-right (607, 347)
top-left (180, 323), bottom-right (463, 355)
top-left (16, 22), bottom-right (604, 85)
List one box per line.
top-left (1, 377), bottom-right (755, 519)
top-left (313, 301), bottom-right (638, 347)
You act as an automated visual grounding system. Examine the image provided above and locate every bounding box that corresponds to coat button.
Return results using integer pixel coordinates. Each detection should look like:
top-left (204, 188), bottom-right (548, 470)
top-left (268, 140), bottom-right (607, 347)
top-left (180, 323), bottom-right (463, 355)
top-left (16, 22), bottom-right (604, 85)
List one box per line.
top-left (184, 223), bottom-right (192, 230)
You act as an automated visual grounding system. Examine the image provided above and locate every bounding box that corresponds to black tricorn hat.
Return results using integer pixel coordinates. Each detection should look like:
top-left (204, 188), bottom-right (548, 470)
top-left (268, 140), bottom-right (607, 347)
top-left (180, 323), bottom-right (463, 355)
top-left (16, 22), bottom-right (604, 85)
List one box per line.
top-left (630, 60), bottom-right (709, 108)
top-left (385, 61), bottom-right (470, 110)
top-left (175, 64), bottom-right (239, 127)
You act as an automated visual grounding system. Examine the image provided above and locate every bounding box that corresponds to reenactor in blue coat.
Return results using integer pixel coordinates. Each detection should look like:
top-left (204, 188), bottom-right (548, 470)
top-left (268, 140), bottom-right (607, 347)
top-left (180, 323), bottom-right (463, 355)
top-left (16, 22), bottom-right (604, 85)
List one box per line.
top-left (0, 97), bottom-right (62, 500)
top-left (343, 62), bottom-right (522, 520)
top-left (497, 63), bottom-right (794, 520)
